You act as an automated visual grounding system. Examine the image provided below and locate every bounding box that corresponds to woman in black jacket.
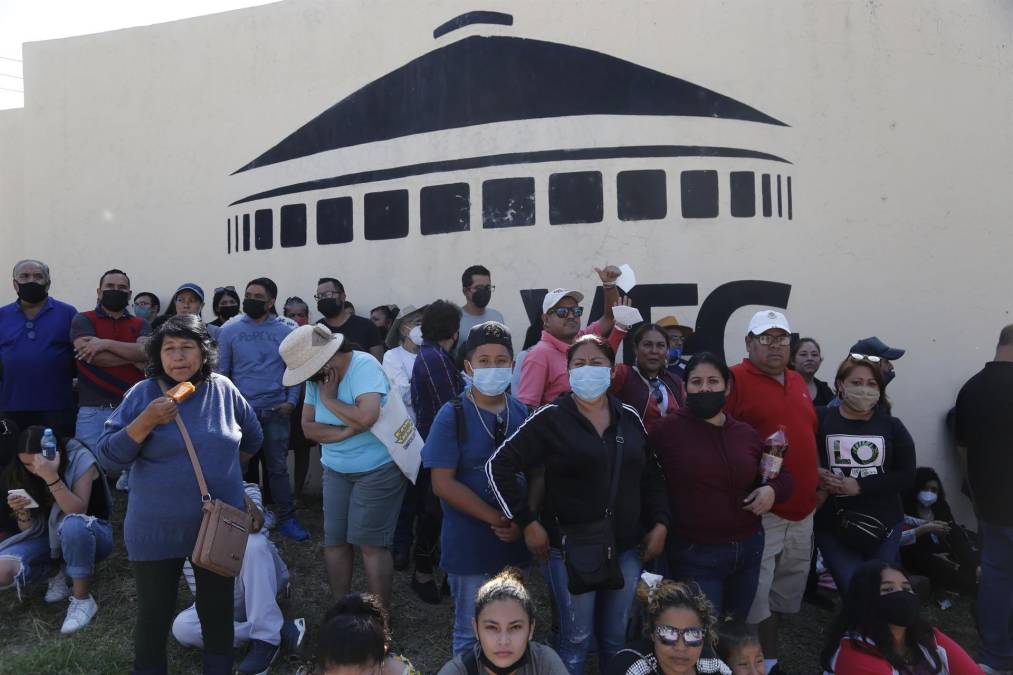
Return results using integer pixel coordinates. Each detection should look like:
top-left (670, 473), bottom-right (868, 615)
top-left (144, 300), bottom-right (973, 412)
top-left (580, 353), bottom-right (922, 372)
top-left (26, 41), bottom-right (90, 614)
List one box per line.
top-left (900, 466), bottom-right (980, 591)
top-left (487, 335), bottom-right (670, 675)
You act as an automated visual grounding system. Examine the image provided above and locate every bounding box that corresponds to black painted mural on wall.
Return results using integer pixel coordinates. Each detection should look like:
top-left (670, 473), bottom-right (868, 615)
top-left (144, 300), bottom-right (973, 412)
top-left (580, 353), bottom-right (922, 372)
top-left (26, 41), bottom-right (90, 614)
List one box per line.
top-left (227, 11), bottom-right (797, 349)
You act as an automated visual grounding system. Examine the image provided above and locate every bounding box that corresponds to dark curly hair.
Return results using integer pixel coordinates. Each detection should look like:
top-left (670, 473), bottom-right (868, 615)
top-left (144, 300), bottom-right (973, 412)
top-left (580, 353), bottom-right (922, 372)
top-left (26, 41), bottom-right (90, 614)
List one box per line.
top-left (634, 579), bottom-right (717, 648)
top-left (144, 314), bottom-right (217, 382)
top-left (318, 593), bottom-right (390, 669)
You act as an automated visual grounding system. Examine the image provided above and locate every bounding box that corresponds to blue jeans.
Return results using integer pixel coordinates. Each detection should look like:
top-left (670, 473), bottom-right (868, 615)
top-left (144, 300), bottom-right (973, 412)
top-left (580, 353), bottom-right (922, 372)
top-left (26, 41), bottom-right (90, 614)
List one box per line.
top-left (59, 514), bottom-right (114, 579)
top-left (978, 520), bottom-right (1013, 670)
top-left (447, 573), bottom-right (493, 656)
top-left (75, 405), bottom-right (115, 452)
top-left (545, 547), bottom-right (642, 675)
top-left (815, 521), bottom-right (902, 596)
top-left (256, 409), bottom-right (294, 520)
top-left (667, 529), bottom-right (765, 623)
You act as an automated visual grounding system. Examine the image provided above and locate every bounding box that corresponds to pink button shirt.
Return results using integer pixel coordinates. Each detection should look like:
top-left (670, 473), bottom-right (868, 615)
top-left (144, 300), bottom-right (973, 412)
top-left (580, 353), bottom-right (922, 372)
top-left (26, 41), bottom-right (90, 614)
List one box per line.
top-left (515, 320), bottom-right (626, 407)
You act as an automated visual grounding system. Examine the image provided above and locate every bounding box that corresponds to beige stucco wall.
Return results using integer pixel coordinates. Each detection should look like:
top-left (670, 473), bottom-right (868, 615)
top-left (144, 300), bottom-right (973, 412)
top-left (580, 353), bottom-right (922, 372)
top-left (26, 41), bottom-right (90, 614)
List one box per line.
top-left (1, 0), bottom-right (1012, 519)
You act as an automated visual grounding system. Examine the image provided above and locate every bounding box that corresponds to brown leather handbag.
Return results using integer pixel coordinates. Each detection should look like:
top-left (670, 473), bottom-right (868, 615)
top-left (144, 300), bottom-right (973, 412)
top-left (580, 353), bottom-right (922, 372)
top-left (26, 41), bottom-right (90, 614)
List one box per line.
top-left (160, 381), bottom-right (251, 577)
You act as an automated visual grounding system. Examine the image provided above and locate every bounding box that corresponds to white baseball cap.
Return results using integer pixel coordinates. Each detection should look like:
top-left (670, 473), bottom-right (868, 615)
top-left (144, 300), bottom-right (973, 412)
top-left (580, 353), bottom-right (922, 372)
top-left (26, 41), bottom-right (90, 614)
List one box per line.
top-left (748, 309), bottom-right (791, 335)
top-left (542, 288), bottom-right (585, 314)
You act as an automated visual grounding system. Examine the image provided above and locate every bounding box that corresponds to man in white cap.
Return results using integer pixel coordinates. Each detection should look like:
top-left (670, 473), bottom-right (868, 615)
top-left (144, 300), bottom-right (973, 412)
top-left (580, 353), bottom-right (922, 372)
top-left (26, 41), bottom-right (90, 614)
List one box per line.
top-left (724, 309), bottom-right (819, 675)
top-left (515, 266), bottom-right (625, 408)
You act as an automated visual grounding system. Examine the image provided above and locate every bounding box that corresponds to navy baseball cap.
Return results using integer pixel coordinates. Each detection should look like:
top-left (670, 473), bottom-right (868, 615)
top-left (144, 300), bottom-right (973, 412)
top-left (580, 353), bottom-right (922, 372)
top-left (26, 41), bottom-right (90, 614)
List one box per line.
top-left (850, 336), bottom-right (905, 360)
top-left (173, 282), bottom-right (205, 304)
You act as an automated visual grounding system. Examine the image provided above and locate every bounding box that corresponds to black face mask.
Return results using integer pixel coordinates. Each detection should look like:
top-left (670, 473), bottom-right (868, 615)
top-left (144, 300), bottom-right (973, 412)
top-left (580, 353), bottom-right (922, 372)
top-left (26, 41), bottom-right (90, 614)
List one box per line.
top-left (218, 305), bottom-right (240, 320)
top-left (686, 390), bottom-right (726, 419)
top-left (879, 590), bottom-right (920, 627)
top-left (317, 298), bottom-right (342, 318)
top-left (101, 289), bottom-right (130, 313)
top-left (243, 298), bottom-right (267, 319)
top-left (16, 281), bottom-right (48, 304)
top-left (479, 646), bottom-right (530, 675)
top-left (471, 287), bottom-right (492, 309)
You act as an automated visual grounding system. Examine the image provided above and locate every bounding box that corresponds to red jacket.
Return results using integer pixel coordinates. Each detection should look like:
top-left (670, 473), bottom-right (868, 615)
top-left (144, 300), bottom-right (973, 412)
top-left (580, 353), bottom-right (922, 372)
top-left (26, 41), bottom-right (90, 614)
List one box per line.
top-left (826, 629), bottom-right (980, 674)
top-left (725, 359), bottom-right (819, 520)
top-left (649, 407), bottom-right (793, 545)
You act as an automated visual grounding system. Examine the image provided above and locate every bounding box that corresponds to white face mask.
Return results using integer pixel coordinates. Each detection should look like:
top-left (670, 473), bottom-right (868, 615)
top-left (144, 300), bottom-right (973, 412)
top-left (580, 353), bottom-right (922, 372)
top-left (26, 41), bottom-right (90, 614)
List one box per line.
top-left (917, 490), bottom-right (938, 507)
top-left (409, 325), bottom-right (424, 346)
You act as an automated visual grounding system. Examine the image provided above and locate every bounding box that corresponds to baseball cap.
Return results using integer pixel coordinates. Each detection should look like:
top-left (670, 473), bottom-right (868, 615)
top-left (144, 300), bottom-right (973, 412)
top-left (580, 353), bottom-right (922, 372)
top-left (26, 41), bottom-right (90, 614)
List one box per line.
top-left (850, 336), bottom-right (905, 360)
top-left (748, 309), bottom-right (791, 335)
top-left (173, 282), bottom-right (205, 304)
top-left (464, 321), bottom-right (514, 358)
top-left (542, 288), bottom-right (585, 314)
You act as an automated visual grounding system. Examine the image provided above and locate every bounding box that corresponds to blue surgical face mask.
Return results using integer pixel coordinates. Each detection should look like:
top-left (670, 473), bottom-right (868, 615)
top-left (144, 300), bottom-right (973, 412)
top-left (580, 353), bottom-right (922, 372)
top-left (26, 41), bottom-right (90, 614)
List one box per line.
top-left (568, 365), bottom-right (612, 401)
top-left (471, 367), bottom-right (512, 396)
top-left (133, 306), bottom-right (152, 319)
top-left (917, 490), bottom-right (938, 507)
top-left (667, 347), bottom-right (683, 363)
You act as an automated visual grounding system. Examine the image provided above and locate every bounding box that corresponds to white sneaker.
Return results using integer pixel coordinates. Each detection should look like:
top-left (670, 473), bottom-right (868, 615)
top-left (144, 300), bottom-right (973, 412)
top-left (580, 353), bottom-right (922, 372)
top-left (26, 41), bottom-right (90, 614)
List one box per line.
top-left (45, 570), bottom-right (70, 603)
top-left (60, 595), bottom-right (97, 634)
top-left (115, 470), bottom-right (130, 491)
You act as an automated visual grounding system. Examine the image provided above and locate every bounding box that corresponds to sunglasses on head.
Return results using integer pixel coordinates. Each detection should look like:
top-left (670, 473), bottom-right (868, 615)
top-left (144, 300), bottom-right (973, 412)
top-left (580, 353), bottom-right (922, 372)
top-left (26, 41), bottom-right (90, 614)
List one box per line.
top-left (214, 286), bottom-right (236, 294)
top-left (550, 306), bottom-right (584, 319)
top-left (654, 624), bottom-right (706, 648)
top-left (849, 353), bottom-right (882, 363)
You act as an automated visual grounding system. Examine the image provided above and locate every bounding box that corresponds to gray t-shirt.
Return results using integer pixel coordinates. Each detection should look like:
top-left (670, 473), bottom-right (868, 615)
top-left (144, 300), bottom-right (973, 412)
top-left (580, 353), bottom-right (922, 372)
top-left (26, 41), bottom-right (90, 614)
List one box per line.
top-left (437, 642), bottom-right (568, 675)
top-left (459, 307), bottom-right (506, 339)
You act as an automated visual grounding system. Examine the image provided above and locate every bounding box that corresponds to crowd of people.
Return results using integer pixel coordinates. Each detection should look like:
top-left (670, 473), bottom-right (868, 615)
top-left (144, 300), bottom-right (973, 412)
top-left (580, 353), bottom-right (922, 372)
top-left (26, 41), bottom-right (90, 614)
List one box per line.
top-left (1, 257), bottom-right (1010, 675)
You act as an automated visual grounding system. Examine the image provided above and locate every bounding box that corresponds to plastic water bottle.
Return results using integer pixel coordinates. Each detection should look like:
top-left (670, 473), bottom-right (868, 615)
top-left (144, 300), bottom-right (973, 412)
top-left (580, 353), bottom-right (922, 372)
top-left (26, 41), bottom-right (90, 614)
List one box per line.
top-left (41, 428), bottom-right (57, 460)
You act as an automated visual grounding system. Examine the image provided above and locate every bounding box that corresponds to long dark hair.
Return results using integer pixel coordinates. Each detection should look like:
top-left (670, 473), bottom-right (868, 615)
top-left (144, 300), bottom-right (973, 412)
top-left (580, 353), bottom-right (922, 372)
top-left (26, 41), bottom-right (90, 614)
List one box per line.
top-left (144, 314), bottom-right (217, 382)
top-left (834, 354), bottom-right (892, 413)
top-left (2, 426), bottom-right (69, 513)
top-left (820, 561), bottom-right (942, 673)
top-left (901, 467), bottom-right (954, 522)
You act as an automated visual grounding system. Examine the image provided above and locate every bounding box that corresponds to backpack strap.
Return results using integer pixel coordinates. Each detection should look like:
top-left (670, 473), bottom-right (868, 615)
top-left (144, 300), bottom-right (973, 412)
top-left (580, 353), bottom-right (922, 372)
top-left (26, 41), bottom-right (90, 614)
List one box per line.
top-left (461, 647), bottom-right (481, 675)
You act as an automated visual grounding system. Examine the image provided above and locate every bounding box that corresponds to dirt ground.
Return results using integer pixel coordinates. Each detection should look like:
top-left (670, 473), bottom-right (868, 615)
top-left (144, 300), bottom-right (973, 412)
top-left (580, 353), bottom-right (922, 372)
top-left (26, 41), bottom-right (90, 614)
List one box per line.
top-left (0, 491), bottom-right (982, 674)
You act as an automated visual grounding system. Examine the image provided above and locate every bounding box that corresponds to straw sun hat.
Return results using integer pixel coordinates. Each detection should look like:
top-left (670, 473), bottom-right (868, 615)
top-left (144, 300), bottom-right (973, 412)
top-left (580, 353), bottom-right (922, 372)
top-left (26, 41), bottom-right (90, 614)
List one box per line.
top-left (280, 324), bottom-right (344, 386)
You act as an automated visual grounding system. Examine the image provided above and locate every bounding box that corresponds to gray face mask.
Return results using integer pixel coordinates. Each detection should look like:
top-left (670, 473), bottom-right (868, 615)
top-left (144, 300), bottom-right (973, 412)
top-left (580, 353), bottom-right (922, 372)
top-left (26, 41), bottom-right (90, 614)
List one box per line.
top-left (842, 385), bottom-right (880, 412)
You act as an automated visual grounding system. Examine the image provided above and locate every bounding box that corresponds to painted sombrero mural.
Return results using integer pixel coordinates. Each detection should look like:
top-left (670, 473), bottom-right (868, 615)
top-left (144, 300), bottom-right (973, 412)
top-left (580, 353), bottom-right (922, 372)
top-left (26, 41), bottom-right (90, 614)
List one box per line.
top-left (225, 10), bottom-right (793, 254)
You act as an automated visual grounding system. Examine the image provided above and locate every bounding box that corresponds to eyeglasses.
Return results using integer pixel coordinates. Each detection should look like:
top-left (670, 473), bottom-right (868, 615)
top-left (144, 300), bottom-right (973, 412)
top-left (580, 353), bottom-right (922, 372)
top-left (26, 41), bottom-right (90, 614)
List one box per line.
top-left (849, 353), bottom-right (882, 363)
top-left (313, 291), bottom-right (340, 301)
top-left (668, 336), bottom-right (686, 346)
top-left (549, 306), bottom-right (584, 319)
top-left (213, 286), bottom-right (236, 294)
top-left (754, 334), bottom-right (791, 347)
top-left (654, 625), bottom-right (706, 648)
top-left (470, 284), bottom-right (495, 293)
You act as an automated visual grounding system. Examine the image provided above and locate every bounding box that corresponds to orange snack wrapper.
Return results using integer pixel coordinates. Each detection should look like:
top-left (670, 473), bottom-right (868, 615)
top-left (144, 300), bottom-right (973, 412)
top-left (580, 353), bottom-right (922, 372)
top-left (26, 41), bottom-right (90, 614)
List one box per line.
top-left (166, 381), bottom-right (196, 403)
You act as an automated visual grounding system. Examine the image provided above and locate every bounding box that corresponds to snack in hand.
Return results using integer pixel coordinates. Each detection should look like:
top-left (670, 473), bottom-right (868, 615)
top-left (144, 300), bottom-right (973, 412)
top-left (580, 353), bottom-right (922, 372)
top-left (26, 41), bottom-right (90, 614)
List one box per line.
top-left (166, 381), bottom-right (196, 403)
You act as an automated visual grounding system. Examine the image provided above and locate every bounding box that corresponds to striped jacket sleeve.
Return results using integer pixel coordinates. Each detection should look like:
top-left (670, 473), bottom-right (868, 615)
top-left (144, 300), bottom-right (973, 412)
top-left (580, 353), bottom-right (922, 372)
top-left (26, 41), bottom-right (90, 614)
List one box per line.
top-left (486, 404), bottom-right (555, 528)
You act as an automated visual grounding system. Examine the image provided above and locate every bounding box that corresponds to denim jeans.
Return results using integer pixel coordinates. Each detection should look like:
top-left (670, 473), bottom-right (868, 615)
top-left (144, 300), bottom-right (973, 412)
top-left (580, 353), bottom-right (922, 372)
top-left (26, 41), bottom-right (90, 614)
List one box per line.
top-left (977, 520), bottom-right (1013, 670)
top-left (75, 405), bottom-right (115, 452)
top-left (667, 529), bottom-right (765, 623)
top-left (544, 546), bottom-right (642, 675)
top-left (255, 409), bottom-right (294, 520)
top-left (59, 514), bottom-right (114, 579)
top-left (815, 521), bottom-right (902, 596)
top-left (447, 572), bottom-right (493, 656)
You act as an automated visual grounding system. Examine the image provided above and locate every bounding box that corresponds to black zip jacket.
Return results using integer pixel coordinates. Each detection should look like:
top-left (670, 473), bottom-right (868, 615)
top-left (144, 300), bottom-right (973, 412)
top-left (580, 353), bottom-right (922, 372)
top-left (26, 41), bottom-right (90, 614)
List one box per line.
top-left (486, 393), bottom-right (671, 551)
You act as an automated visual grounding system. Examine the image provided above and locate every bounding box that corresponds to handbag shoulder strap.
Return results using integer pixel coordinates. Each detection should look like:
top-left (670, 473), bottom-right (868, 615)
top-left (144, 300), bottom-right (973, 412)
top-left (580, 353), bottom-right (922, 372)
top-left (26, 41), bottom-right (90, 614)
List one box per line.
top-left (157, 380), bottom-right (211, 502)
top-left (605, 413), bottom-right (626, 518)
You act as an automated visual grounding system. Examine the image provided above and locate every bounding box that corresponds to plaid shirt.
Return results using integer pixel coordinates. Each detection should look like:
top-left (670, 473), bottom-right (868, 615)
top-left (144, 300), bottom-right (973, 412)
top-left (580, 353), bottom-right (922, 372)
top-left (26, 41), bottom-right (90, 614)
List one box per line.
top-left (411, 341), bottom-right (463, 440)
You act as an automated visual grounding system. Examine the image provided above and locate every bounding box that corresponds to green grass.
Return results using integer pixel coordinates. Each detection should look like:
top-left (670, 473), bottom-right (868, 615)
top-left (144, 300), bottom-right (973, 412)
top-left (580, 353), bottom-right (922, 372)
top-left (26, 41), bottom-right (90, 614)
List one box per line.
top-left (0, 491), bottom-right (982, 674)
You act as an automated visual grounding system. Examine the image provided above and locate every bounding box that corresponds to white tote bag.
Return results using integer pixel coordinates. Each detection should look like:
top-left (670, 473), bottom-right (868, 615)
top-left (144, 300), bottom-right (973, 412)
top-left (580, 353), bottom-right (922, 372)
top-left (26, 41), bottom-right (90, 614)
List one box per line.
top-left (370, 374), bottom-right (423, 484)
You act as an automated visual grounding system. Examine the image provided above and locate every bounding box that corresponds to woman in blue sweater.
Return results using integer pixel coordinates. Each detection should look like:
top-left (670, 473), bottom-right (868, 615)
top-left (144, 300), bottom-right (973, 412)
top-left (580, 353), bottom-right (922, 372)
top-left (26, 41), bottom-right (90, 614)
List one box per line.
top-left (97, 315), bottom-right (263, 675)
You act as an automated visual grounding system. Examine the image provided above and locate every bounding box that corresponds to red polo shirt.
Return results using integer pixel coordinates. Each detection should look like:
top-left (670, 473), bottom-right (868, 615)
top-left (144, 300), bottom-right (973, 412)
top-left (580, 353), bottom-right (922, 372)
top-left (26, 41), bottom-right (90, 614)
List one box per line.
top-left (725, 359), bottom-right (819, 520)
